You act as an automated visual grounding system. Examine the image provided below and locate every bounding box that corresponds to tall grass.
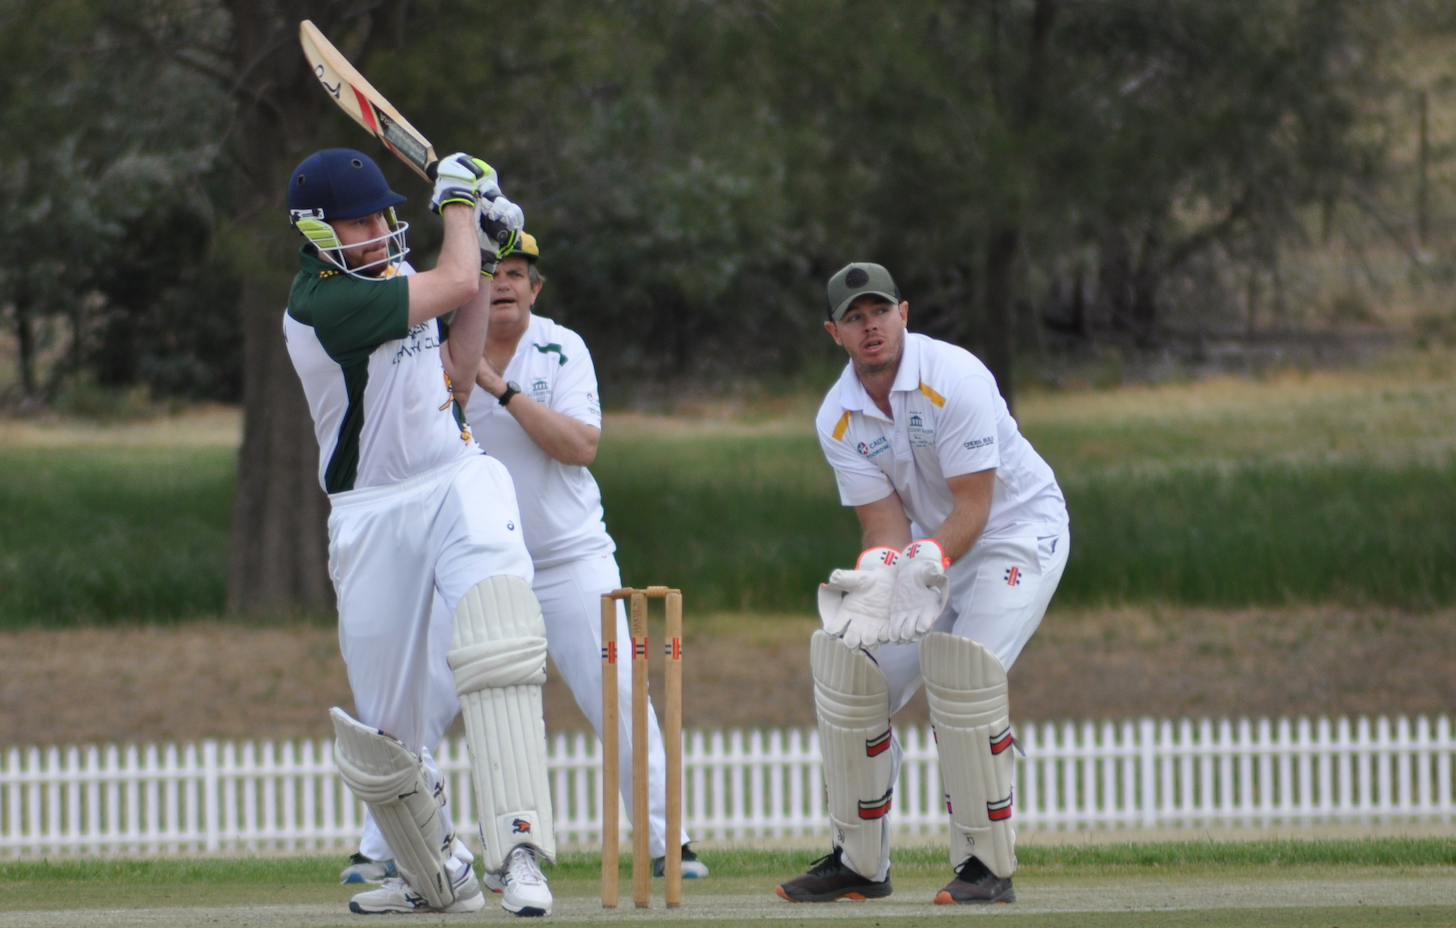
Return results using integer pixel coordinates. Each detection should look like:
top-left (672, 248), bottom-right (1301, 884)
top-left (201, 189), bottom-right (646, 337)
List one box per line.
top-left (3, 422), bottom-right (1455, 624)
top-left (1059, 461), bottom-right (1456, 608)
top-left (0, 447), bottom-right (232, 624)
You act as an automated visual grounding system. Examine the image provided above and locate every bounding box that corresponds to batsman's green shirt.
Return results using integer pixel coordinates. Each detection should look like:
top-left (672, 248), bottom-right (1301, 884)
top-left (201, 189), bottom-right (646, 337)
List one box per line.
top-left (283, 249), bottom-right (475, 494)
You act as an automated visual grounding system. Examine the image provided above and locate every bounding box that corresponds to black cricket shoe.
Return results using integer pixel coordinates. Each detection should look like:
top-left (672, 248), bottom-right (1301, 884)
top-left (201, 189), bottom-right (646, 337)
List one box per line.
top-left (652, 843), bottom-right (709, 878)
top-left (934, 855), bottom-right (1015, 905)
top-left (775, 848), bottom-right (892, 902)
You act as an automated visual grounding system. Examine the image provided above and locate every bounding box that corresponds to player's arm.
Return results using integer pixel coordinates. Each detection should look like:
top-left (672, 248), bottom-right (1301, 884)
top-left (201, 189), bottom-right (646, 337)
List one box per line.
top-left (477, 361), bottom-right (601, 466)
top-left (406, 203), bottom-right (480, 326)
top-left (854, 491), bottom-right (913, 552)
top-left (442, 279), bottom-right (491, 399)
top-left (932, 469), bottom-right (996, 562)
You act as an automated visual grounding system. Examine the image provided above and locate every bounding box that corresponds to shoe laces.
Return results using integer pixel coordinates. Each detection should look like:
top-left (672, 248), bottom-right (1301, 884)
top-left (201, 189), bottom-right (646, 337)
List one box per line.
top-left (504, 847), bottom-right (545, 887)
top-left (805, 848), bottom-right (849, 877)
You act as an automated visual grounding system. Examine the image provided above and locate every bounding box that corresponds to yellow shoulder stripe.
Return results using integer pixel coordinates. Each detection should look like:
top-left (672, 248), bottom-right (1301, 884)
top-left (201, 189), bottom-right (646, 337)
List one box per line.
top-left (832, 410), bottom-right (852, 441)
top-left (919, 382), bottom-right (946, 407)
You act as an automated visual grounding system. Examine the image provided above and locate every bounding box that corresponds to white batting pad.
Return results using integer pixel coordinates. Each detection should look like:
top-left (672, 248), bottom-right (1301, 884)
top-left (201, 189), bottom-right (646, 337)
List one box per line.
top-left (810, 630), bottom-right (894, 881)
top-left (331, 707), bottom-right (458, 909)
top-left (448, 575), bottom-right (555, 872)
top-left (919, 631), bottom-right (1017, 877)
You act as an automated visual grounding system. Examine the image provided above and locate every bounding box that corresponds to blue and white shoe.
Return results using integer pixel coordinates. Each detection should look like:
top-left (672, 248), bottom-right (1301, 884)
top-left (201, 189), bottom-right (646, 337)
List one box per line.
top-left (347, 864), bottom-right (484, 914)
top-left (499, 846), bottom-right (553, 917)
top-left (653, 844), bottom-right (709, 878)
top-left (339, 852), bottom-right (396, 884)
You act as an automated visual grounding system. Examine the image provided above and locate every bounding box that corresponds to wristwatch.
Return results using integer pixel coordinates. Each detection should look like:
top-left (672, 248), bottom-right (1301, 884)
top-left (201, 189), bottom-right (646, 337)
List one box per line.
top-left (498, 381), bottom-right (521, 406)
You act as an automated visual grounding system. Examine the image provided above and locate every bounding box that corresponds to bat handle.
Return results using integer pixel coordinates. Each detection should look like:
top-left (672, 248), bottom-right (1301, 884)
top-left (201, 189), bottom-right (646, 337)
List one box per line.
top-left (424, 160), bottom-right (438, 181)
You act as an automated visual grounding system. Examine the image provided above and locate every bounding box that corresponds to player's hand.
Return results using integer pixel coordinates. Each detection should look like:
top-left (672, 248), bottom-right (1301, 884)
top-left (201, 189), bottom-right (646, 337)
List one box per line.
top-left (817, 547), bottom-right (900, 650)
top-left (430, 152), bottom-right (485, 214)
top-left (887, 539), bottom-right (950, 643)
top-left (477, 195), bottom-right (525, 277)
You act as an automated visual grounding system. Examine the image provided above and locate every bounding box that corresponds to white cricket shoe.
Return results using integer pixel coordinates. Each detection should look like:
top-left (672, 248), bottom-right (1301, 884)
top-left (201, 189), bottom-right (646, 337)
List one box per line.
top-left (347, 868), bottom-right (485, 915)
top-left (499, 845), bottom-right (553, 917)
top-left (482, 868), bottom-right (505, 894)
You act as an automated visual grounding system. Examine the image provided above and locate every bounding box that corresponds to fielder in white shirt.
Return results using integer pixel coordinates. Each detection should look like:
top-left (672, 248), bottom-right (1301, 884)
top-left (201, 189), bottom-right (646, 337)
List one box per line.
top-left (364, 234), bottom-right (706, 881)
top-left (776, 262), bottom-right (1069, 907)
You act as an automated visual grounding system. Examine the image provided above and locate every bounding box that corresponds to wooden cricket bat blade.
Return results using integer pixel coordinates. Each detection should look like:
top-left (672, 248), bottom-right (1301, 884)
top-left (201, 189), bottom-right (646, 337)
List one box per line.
top-left (299, 20), bottom-right (438, 181)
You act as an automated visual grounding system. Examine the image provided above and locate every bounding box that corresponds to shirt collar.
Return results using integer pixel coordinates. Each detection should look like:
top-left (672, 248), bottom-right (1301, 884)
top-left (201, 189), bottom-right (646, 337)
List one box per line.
top-left (889, 333), bottom-right (922, 394)
top-left (839, 333), bottom-right (922, 421)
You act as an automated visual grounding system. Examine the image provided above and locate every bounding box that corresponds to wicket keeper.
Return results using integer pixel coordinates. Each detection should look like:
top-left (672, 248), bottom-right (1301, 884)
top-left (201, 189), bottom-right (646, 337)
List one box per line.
top-left (777, 263), bottom-right (1070, 905)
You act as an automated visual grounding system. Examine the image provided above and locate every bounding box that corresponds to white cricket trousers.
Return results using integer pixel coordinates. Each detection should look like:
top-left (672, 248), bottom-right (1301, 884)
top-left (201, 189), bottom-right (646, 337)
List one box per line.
top-left (851, 527), bottom-right (1070, 881)
top-left (361, 552), bottom-right (689, 860)
top-left (331, 454), bottom-right (533, 863)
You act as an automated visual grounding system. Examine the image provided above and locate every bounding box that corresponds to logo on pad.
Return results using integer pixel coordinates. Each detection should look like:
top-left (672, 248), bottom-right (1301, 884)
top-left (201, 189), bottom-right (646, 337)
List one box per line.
top-left (512, 818), bottom-right (532, 835)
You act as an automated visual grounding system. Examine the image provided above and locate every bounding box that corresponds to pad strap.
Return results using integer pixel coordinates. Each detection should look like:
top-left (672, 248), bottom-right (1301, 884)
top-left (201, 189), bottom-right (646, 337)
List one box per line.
top-left (449, 637), bottom-right (548, 694)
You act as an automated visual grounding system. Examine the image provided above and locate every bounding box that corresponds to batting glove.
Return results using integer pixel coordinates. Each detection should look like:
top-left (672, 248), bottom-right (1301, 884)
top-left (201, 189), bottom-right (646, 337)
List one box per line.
top-left (477, 194), bottom-right (525, 277)
top-left (887, 539), bottom-right (951, 643)
top-left (429, 152), bottom-right (485, 214)
top-left (817, 547), bottom-right (900, 650)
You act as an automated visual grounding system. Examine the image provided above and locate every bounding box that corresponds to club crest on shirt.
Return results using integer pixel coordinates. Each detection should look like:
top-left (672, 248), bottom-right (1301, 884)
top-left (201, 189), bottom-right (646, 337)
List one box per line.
top-left (907, 412), bottom-right (935, 448)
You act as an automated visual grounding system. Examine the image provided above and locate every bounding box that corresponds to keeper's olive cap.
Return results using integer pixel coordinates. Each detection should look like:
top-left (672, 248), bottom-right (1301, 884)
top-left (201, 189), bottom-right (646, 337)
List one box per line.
top-left (827, 262), bottom-right (900, 321)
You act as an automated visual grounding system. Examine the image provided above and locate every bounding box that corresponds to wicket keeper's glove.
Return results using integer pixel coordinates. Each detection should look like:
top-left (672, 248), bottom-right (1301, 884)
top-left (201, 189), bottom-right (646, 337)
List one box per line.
top-left (887, 539), bottom-right (950, 643)
top-left (817, 547), bottom-right (900, 650)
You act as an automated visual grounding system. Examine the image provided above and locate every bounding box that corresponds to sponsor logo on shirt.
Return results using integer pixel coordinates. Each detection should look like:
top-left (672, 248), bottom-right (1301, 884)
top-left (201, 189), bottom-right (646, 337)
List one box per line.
top-left (908, 411), bottom-right (935, 448)
top-left (587, 391), bottom-right (601, 416)
top-left (856, 436), bottom-right (890, 459)
top-left (964, 435), bottom-right (995, 451)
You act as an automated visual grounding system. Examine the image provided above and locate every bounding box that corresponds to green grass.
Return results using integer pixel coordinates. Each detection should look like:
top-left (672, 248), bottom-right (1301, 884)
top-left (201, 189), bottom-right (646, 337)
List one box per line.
top-left (5, 369), bottom-right (1456, 624)
top-left (5, 427), bottom-right (1456, 623)
top-left (4, 838), bottom-right (1454, 886)
top-left (1058, 461), bottom-right (1456, 608)
top-left (0, 447), bottom-right (233, 625)
top-left (4, 843), bottom-right (1456, 925)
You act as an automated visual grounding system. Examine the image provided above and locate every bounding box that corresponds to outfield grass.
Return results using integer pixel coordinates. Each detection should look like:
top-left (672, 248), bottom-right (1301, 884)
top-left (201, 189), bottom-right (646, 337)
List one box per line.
top-left (3, 367), bottom-right (1455, 623)
top-left (4, 838), bottom-right (1454, 886)
top-left (3, 841), bottom-right (1455, 927)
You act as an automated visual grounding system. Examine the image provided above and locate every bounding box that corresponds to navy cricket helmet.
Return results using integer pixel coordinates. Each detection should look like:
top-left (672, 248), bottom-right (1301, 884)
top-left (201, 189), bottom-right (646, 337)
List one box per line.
top-left (288, 149), bottom-right (405, 219)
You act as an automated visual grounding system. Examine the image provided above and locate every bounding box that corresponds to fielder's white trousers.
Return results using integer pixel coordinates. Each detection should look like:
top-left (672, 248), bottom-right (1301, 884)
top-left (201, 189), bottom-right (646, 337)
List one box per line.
top-left (850, 527), bottom-right (1070, 880)
top-left (360, 552), bottom-right (688, 860)
top-left (331, 454), bottom-right (533, 864)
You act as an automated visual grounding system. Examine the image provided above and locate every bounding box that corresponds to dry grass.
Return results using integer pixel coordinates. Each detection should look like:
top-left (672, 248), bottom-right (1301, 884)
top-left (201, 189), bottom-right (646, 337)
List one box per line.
top-left (5, 604), bottom-right (1454, 746)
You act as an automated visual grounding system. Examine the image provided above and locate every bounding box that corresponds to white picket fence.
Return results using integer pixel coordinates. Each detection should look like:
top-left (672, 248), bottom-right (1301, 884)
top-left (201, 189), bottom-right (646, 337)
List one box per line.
top-left (2, 715), bottom-right (1454, 856)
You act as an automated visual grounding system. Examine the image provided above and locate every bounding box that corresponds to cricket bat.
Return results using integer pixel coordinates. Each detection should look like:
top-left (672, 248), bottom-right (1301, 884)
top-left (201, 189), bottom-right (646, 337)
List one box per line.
top-left (300, 20), bottom-right (438, 181)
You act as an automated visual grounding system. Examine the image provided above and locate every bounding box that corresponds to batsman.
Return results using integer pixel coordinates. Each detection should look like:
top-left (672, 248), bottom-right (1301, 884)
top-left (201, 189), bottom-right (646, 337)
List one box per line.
top-left (777, 263), bottom-right (1070, 906)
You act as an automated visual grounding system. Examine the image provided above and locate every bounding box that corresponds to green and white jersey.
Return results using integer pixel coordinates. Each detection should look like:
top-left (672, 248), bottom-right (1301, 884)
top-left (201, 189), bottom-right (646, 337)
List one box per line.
top-left (284, 249), bottom-right (476, 494)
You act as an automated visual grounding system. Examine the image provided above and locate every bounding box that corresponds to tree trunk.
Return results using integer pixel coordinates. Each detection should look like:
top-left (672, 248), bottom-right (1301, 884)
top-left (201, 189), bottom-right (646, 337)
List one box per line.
top-left (221, 0), bottom-right (389, 615)
top-left (228, 271), bottom-right (332, 612)
top-left (983, 227), bottom-right (1020, 413)
top-left (15, 297), bottom-right (35, 398)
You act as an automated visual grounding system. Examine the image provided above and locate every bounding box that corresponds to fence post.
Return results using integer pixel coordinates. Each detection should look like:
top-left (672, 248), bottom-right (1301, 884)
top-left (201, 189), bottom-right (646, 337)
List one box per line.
top-left (202, 740), bottom-right (219, 852)
top-left (1139, 718), bottom-right (1155, 827)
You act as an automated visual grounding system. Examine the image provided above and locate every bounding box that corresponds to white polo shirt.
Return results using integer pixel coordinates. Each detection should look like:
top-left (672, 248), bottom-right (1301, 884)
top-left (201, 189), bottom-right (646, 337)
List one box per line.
top-left (815, 333), bottom-right (1067, 542)
top-left (465, 314), bottom-right (614, 569)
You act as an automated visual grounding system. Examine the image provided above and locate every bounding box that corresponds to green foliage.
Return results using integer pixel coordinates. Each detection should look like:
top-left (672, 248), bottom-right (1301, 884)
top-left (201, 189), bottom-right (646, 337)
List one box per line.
top-left (0, 448), bottom-right (232, 624)
top-left (595, 433), bottom-right (860, 612)
top-left (1059, 462), bottom-right (1456, 608)
top-left (7, 429), bottom-right (1456, 624)
top-left (3, 838), bottom-right (1452, 886)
